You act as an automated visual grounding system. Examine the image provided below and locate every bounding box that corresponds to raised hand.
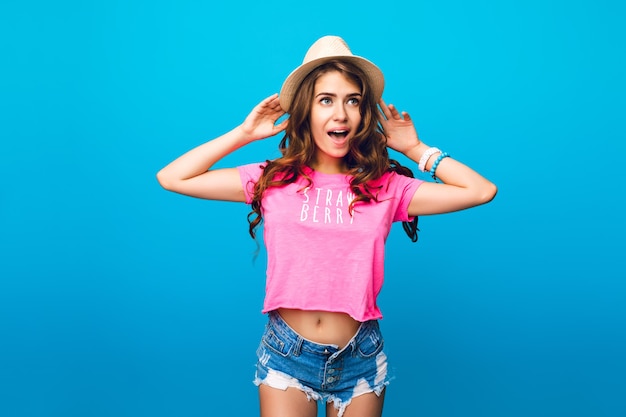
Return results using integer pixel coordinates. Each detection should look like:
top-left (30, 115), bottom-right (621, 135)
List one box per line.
top-left (241, 93), bottom-right (289, 141)
top-left (378, 99), bottom-right (421, 155)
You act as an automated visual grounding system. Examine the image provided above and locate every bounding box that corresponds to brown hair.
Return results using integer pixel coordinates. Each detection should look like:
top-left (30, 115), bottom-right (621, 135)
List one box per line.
top-left (247, 60), bottom-right (419, 241)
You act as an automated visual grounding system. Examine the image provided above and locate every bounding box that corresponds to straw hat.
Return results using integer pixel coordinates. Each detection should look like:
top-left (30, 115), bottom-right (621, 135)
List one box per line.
top-left (279, 36), bottom-right (385, 112)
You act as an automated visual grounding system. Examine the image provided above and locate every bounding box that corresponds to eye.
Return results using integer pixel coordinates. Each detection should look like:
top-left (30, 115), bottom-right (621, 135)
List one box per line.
top-left (320, 97), bottom-right (332, 105)
top-left (347, 97), bottom-right (360, 106)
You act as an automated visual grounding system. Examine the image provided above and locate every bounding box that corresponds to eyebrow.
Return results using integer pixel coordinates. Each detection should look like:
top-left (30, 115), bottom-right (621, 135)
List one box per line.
top-left (315, 92), bottom-right (362, 98)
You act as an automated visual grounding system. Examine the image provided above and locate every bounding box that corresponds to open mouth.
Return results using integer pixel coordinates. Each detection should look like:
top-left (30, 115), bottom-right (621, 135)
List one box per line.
top-left (328, 130), bottom-right (349, 140)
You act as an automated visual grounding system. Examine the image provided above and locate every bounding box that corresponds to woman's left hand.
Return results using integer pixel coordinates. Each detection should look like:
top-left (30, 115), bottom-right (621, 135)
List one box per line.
top-left (378, 99), bottom-right (421, 155)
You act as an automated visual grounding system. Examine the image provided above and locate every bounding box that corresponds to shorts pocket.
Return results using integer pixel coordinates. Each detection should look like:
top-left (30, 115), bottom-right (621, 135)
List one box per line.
top-left (356, 330), bottom-right (384, 358)
top-left (261, 328), bottom-right (291, 357)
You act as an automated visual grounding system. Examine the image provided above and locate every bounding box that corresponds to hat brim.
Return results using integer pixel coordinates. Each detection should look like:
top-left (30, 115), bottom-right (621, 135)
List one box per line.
top-left (279, 55), bottom-right (384, 113)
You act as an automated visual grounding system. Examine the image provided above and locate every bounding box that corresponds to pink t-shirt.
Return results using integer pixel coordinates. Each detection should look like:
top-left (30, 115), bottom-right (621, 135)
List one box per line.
top-left (238, 163), bottom-right (424, 322)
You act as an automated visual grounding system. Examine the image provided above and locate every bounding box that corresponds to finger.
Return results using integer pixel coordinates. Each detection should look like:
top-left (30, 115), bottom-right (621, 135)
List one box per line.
top-left (388, 104), bottom-right (402, 120)
top-left (261, 94), bottom-right (281, 111)
top-left (402, 111), bottom-right (412, 121)
top-left (261, 95), bottom-right (285, 115)
top-left (269, 94), bottom-right (289, 113)
top-left (378, 99), bottom-right (392, 120)
top-left (274, 118), bottom-right (289, 133)
top-left (261, 93), bottom-right (279, 106)
top-left (273, 102), bottom-right (287, 115)
top-left (256, 96), bottom-right (275, 113)
top-left (268, 95), bottom-right (283, 109)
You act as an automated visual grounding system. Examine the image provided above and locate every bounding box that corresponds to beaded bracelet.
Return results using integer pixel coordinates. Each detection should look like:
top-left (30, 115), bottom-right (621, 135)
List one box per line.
top-left (418, 147), bottom-right (441, 172)
top-left (429, 151), bottom-right (450, 181)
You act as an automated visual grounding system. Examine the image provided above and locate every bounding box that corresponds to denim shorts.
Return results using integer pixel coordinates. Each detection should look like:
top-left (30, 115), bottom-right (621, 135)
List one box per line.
top-left (253, 311), bottom-right (390, 417)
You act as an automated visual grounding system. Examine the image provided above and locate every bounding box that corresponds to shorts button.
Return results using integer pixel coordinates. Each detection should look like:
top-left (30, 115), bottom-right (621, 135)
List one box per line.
top-left (327, 377), bottom-right (335, 383)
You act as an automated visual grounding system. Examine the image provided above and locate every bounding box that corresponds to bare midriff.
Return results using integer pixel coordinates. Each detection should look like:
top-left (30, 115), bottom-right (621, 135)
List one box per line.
top-left (277, 308), bottom-right (362, 349)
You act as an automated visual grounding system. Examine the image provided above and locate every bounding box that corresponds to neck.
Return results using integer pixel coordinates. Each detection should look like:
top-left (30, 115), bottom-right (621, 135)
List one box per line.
top-left (311, 158), bottom-right (348, 175)
top-left (311, 163), bottom-right (348, 175)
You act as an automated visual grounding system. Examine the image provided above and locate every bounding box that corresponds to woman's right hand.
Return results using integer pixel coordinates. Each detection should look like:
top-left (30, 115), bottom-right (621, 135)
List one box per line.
top-left (157, 94), bottom-right (290, 201)
top-left (240, 93), bottom-right (289, 141)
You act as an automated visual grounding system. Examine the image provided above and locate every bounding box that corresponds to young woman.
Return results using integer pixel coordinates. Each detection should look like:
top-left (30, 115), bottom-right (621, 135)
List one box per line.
top-left (157, 36), bottom-right (496, 417)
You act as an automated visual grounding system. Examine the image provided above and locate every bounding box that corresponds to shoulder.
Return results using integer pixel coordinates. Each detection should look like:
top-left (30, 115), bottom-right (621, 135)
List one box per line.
top-left (238, 161), bottom-right (266, 178)
top-left (378, 170), bottom-right (422, 186)
top-left (375, 170), bottom-right (424, 197)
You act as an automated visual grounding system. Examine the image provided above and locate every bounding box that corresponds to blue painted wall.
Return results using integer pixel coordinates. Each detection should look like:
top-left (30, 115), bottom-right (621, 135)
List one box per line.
top-left (1, 1), bottom-right (624, 416)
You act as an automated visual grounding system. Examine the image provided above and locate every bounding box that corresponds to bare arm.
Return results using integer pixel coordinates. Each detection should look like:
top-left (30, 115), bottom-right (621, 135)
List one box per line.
top-left (156, 94), bottom-right (288, 201)
top-left (379, 100), bottom-right (497, 216)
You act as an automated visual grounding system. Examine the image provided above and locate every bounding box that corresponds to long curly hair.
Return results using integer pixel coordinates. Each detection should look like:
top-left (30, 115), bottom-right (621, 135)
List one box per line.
top-left (247, 59), bottom-right (419, 242)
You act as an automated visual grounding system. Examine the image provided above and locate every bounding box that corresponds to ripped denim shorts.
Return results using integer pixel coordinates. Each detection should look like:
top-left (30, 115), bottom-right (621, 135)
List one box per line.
top-left (253, 311), bottom-right (390, 417)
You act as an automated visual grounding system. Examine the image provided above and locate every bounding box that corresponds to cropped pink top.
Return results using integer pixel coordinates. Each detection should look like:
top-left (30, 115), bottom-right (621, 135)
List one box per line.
top-left (238, 163), bottom-right (423, 322)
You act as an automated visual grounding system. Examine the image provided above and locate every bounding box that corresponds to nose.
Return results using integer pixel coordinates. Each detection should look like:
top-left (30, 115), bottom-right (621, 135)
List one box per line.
top-left (333, 103), bottom-right (347, 121)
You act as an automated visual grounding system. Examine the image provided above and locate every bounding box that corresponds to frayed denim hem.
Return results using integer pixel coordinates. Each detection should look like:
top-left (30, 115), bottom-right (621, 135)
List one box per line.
top-left (253, 367), bottom-right (390, 417)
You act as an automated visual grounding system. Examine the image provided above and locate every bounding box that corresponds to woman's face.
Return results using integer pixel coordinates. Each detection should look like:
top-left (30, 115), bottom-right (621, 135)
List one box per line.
top-left (309, 70), bottom-right (362, 173)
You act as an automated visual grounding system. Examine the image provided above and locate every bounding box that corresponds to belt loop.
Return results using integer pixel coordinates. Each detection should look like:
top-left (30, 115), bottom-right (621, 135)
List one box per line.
top-left (293, 336), bottom-right (303, 356)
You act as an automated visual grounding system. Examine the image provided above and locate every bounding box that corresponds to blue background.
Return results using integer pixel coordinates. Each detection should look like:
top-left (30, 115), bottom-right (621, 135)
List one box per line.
top-left (1, 1), bottom-right (624, 416)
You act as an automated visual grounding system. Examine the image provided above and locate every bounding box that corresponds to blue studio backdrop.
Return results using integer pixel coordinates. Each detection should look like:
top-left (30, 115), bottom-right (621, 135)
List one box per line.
top-left (1, 1), bottom-right (624, 416)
